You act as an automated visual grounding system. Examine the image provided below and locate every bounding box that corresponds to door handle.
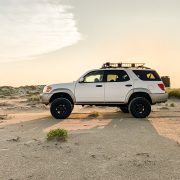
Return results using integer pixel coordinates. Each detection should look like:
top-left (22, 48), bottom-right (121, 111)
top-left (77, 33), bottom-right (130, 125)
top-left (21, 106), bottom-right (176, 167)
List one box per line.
top-left (125, 84), bottom-right (132, 87)
top-left (96, 85), bottom-right (103, 87)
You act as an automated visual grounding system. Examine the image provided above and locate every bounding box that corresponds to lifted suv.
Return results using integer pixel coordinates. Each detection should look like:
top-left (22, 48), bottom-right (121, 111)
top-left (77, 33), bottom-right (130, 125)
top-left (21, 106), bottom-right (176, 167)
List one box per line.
top-left (41, 62), bottom-right (168, 119)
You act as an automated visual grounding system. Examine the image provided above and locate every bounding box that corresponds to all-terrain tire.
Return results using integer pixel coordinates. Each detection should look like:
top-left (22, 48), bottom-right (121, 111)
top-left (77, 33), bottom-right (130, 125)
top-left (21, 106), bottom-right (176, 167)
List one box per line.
top-left (119, 106), bottom-right (129, 113)
top-left (50, 98), bottom-right (73, 119)
top-left (128, 97), bottom-right (151, 118)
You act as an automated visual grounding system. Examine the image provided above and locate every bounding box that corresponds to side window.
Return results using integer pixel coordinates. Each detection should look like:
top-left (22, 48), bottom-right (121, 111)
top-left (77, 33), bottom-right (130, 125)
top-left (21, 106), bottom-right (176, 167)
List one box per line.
top-left (106, 70), bottom-right (130, 82)
top-left (133, 70), bottom-right (161, 81)
top-left (83, 71), bottom-right (104, 83)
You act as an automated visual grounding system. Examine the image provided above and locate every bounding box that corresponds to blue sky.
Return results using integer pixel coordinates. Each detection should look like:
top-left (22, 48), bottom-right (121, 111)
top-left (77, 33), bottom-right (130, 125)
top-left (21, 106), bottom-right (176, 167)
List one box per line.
top-left (0, 0), bottom-right (180, 87)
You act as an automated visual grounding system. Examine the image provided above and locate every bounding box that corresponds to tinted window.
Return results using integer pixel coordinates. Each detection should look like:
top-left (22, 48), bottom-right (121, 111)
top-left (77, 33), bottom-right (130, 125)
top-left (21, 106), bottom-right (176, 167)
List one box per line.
top-left (83, 71), bottom-right (104, 83)
top-left (133, 70), bottom-right (161, 81)
top-left (105, 70), bottom-right (130, 82)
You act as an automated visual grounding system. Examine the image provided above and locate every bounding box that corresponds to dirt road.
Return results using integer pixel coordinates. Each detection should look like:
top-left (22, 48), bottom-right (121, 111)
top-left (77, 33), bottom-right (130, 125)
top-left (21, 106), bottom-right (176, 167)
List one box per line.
top-left (0, 102), bottom-right (180, 180)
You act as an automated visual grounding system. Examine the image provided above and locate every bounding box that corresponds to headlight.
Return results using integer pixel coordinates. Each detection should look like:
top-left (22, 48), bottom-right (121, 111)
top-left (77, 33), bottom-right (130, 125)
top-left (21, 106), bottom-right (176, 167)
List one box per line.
top-left (43, 85), bottom-right (52, 93)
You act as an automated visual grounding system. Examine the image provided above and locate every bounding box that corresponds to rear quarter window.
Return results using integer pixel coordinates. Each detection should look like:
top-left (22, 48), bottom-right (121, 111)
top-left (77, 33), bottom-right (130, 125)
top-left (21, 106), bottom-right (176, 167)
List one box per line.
top-left (133, 70), bottom-right (161, 81)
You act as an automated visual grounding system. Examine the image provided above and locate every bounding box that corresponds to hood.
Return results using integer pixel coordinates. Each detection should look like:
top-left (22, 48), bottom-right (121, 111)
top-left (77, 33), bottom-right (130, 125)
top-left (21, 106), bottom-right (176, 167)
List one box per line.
top-left (50, 82), bottom-right (76, 93)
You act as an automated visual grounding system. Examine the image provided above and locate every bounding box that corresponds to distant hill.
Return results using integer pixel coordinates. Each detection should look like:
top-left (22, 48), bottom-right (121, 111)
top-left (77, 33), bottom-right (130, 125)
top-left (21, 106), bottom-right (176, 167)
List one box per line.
top-left (0, 85), bottom-right (44, 98)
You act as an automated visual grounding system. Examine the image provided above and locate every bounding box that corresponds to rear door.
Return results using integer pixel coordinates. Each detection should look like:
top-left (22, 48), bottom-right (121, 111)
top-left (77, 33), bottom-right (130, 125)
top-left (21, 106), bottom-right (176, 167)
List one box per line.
top-left (104, 70), bottom-right (133, 102)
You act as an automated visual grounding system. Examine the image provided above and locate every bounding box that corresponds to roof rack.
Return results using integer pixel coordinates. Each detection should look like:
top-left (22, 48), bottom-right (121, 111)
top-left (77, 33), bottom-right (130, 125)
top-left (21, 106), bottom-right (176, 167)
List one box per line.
top-left (101, 62), bottom-right (150, 69)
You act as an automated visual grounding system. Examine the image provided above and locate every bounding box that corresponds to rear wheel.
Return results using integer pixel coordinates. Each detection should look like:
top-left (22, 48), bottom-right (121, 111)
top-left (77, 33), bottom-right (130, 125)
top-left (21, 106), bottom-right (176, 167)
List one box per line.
top-left (129, 97), bottom-right (151, 118)
top-left (50, 98), bottom-right (73, 119)
top-left (119, 106), bottom-right (129, 113)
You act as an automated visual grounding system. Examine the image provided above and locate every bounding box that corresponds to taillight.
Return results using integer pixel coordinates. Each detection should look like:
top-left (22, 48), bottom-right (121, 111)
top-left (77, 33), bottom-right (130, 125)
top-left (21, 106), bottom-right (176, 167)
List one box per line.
top-left (158, 83), bottom-right (165, 91)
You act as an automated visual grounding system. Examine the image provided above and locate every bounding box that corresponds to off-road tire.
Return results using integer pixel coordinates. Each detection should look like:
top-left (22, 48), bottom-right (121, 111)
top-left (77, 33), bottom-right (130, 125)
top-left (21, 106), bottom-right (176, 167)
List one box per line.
top-left (119, 106), bottom-right (129, 113)
top-left (50, 98), bottom-right (73, 119)
top-left (129, 97), bottom-right (151, 118)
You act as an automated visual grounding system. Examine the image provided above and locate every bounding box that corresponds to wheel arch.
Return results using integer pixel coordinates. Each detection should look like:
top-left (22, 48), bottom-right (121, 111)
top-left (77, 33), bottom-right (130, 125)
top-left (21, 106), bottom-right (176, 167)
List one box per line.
top-left (126, 89), bottom-right (152, 104)
top-left (49, 89), bottom-right (75, 104)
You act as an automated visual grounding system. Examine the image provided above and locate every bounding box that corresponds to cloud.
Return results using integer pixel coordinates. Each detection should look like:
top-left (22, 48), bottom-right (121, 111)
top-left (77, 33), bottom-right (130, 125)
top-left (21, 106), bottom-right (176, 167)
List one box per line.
top-left (0, 0), bottom-right (81, 62)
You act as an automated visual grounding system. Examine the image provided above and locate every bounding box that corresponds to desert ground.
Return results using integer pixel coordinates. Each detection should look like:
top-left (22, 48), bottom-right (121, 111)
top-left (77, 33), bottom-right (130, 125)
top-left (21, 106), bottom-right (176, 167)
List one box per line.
top-left (0, 88), bottom-right (180, 180)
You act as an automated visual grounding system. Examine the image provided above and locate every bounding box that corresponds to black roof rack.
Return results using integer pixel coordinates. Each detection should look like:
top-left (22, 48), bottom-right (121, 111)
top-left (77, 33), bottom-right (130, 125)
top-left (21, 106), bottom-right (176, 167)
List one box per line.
top-left (101, 62), bottom-right (150, 69)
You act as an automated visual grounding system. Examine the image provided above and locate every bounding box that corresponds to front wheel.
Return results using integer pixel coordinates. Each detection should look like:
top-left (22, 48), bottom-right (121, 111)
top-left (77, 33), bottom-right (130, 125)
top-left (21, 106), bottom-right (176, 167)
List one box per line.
top-left (129, 97), bottom-right (151, 118)
top-left (50, 98), bottom-right (73, 119)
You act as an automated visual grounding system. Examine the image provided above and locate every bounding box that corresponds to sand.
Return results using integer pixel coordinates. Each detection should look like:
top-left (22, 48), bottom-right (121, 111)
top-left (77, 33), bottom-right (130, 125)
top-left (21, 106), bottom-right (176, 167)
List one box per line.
top-left (0, 97), bottom-right (180, 180)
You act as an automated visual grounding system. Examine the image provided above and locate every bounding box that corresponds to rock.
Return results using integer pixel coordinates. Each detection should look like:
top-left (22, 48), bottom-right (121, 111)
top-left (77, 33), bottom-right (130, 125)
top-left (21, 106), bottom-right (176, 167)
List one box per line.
top-left (91, 154), bottom-right (96, 158)
top-left (7, 136), bottom-right (20, 142)
top-left (0, 114), bottom-right (8, 120)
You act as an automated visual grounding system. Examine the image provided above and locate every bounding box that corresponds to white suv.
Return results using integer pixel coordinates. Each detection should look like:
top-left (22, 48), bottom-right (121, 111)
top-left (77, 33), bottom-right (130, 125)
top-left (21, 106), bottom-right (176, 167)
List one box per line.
top-left (41, 63), bottom-right (168, 119)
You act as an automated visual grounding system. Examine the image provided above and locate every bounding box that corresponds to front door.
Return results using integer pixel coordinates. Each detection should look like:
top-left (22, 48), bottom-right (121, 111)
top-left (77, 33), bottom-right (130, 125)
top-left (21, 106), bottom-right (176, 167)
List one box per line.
top-left (75, 70), bottom-right (105, 103)
top-left (104, 70), bottom-right (133, 102)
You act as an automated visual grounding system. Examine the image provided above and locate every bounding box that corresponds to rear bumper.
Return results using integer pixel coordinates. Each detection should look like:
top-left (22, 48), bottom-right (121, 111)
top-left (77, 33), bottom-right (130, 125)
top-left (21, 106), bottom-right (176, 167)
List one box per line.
top-left (40, 93), bottom-right (53, 105)
top-left (151, 93), bottom-right (168, 104)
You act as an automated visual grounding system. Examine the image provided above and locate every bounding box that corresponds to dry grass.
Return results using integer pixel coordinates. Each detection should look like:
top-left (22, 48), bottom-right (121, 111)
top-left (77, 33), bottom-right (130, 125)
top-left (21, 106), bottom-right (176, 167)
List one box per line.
top-left (0, 102), bottom-right (11, 107)
top-left (170, 103), bottom-right (175, 107)
top-left (27, 95), bottom-right (40, 102)
top-left (88, 111), bottom-right (100, 118)
top-left (0, 114), bottom-right (8, 120)
top-left (166, 88), bottom-right (180, 99)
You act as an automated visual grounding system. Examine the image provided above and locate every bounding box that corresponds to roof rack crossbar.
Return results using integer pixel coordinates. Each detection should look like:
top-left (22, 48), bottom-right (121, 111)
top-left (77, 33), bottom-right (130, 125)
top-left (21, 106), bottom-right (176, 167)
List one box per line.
top-left (101, 62), bottom-right (149, 69)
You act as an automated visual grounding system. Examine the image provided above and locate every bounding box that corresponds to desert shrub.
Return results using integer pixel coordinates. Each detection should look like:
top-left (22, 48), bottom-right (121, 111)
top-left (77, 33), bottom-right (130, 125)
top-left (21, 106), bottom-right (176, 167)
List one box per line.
top-left (0, 86), bottom-right (17, 97)
top-left (0, 102), bottom-right (10, 106)
top-left (170, 103), bottom-right (175, 107)
top-left (166, 88), bottom-right (180, 99)
top-left (0, 95), bottom-right (5, 98)
top-left (88, 111), bottom-right (100, 118)
top-left (0, 85), bottom-right (45, 97)
top-left (0, 114), bottom-right (8, 120)
top-left (47, 129), bottom-right (68, 141)
top-left (27, 95), bottom-right (40, 102)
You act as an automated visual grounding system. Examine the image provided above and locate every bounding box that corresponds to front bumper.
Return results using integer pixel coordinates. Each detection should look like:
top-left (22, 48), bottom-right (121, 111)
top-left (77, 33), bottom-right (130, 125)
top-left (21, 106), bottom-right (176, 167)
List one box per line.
top-left (40, 93), bottom-right (53, 105)
top-left (151, 93), bottom-right (168, 104)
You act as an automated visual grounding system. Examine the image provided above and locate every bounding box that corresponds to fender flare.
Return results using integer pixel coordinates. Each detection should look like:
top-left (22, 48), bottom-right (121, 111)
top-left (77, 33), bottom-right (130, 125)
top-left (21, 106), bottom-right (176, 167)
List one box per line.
top-left (51, 88), bottom-right (76, 103)
top-left (125, 88), bottom-right (152, 104)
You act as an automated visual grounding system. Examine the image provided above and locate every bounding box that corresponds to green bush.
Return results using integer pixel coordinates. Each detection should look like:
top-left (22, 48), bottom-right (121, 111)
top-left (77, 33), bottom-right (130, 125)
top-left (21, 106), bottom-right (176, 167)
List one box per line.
top-left (47, 129), bottom-right (68, 142)
top-left (166, 88), bottom-right (180, 99)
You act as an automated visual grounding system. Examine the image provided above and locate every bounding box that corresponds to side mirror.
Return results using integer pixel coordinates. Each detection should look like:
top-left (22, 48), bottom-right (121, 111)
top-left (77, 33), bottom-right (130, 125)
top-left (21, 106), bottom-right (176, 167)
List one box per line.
top-left (79, 77), bottom-right (84, 83)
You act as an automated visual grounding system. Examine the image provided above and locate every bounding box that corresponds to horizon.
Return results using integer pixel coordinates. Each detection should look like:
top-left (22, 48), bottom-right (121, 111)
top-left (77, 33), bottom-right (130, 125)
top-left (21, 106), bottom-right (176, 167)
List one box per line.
top-left (0, 0), bottom-right (180, 87)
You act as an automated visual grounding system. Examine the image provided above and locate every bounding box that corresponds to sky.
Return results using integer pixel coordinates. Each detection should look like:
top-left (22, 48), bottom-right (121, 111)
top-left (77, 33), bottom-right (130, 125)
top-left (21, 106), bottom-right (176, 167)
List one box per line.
top-left (0, 0), bottom-right (180, 87)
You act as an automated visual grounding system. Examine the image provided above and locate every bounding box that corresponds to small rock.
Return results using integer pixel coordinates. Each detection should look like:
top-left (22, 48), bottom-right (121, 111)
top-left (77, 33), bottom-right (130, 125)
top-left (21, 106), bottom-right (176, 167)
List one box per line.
top-left (136, 152), bottom-right (150, 157)
top-left (74, 142), bottom-right (79, 146)
top-left (24, 143), bottom-right (30, 147)
top-left (7, 136), bottom-right (20, 142)
top-left (176, 141), bottom-right (180, 146)
top-left (66, 148), bottom-right (71, 153)
top-left (27, 175), bottom-right (33, 178)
